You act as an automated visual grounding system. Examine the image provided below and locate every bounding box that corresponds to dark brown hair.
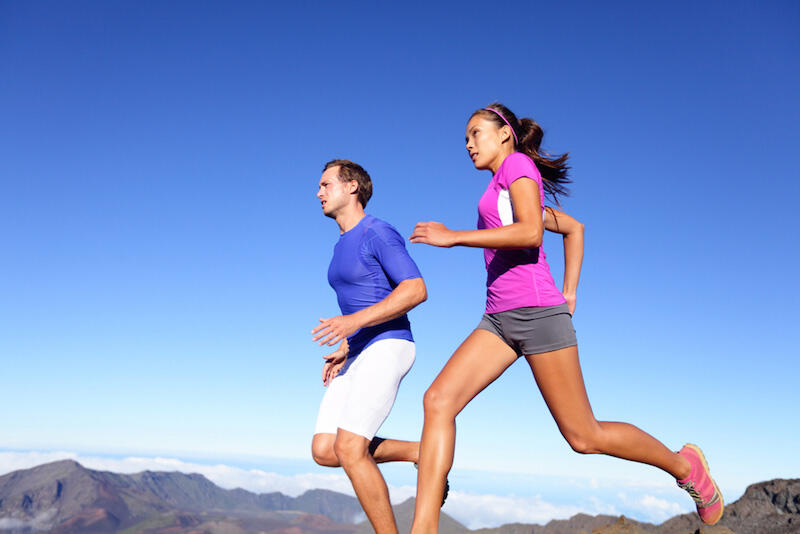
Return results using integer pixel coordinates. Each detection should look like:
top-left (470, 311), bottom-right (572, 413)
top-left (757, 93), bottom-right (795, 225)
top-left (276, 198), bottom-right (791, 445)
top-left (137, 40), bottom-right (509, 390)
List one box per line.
top-left (473, 102), bottom-right (571, 204)
top-left (323, 159), bottom-right (373, 208)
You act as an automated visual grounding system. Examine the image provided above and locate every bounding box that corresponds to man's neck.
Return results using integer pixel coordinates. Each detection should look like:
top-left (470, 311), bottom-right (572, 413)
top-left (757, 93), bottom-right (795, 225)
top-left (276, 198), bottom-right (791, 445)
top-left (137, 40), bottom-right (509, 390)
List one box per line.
top-left (335, 205), bottom-right (366, 234)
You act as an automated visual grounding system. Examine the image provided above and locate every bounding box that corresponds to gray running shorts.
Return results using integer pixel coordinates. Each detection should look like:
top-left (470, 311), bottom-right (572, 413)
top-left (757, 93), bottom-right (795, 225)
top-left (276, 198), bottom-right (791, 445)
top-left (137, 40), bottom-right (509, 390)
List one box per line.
top-left (477, 303), bottom-right (577, 356)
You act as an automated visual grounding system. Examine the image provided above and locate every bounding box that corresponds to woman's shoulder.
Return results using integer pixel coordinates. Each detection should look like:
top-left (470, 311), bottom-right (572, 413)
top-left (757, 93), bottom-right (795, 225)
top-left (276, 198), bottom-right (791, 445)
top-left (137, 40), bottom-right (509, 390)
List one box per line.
top-left (504, 151), bottom-right (532, 164)
top-left (497, 152), bottom-right (541, 184)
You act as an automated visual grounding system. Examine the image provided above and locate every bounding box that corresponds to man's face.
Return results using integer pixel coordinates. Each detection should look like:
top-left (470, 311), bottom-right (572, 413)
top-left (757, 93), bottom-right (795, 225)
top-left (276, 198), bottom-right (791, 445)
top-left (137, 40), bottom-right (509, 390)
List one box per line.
top-left (317, 166), bottom-right (354, 218)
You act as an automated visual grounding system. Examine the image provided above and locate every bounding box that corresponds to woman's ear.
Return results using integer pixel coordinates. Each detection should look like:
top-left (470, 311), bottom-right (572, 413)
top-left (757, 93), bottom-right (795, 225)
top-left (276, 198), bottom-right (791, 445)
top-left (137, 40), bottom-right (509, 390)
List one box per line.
top-left (501, 125), bottom-right (513, 144)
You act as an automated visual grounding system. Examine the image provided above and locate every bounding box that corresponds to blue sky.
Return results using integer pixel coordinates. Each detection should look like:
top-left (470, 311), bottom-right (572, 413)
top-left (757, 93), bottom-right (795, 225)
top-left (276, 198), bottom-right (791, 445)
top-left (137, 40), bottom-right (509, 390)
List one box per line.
top-left (2, 0), bottom-right (799, 528)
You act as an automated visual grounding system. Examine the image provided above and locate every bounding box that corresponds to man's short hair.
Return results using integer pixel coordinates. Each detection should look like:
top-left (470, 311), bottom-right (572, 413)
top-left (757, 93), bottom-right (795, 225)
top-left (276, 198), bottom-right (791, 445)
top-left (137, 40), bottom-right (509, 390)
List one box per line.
top-left (323, 159), bottom-right (373, 208)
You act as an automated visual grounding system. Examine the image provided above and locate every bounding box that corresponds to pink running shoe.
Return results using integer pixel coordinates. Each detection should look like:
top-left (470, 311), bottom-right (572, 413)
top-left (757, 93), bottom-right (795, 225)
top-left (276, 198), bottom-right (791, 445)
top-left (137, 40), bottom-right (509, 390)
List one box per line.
top-left (676, 444), bottom-right (724, 525)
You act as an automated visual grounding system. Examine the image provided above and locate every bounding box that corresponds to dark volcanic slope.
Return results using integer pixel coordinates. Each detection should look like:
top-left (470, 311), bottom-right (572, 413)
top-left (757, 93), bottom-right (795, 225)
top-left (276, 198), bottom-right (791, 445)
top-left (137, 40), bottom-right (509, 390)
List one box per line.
top-left (0, 460), bottom-right (130, 532)
top-left (654, 478), bottom-right (800, 534)
top-left (0, 459), bottom-right (362, 533)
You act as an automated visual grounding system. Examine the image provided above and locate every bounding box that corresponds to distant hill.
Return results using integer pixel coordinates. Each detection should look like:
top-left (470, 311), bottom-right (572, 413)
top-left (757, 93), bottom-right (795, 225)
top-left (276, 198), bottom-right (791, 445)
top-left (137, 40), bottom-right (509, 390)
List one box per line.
top-left (0, 459), bottom-right (362, 533)
top-left (455, 479), bottom-right (800, 534)
top-left (0, 460), bottom-right (797, 534)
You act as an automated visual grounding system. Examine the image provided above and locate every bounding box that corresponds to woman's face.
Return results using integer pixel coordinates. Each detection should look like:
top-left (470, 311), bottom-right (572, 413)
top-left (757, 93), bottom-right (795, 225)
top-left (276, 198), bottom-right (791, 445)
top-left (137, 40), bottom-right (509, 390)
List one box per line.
top-left (465, 115), bottom-right (511, 172)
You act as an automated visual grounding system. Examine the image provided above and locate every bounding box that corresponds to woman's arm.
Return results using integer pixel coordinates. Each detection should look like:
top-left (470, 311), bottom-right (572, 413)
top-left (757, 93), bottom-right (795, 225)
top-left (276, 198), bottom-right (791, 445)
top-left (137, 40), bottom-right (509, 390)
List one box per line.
top-left (544, 207), bottom-right (584, 314)
top-left (410, 177), bottom-right (543, 249)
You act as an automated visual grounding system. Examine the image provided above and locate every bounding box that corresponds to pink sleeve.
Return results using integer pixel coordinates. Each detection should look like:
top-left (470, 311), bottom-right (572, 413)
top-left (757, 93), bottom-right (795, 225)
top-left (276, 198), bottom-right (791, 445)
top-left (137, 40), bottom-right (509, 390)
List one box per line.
top-left (497, 153), bottom-right (543, 191)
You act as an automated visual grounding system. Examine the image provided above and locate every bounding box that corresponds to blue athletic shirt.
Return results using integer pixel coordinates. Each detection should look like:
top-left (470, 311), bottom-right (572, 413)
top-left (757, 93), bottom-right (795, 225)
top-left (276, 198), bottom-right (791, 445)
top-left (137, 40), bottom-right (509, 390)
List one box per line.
top-left (327, 215), bottom-right (422, 359)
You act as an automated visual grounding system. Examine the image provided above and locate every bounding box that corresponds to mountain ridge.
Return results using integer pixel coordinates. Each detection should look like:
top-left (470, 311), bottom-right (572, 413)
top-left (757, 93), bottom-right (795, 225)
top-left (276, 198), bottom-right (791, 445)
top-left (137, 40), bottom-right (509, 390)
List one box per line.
top-left (0, 460), bottom-right (797, 534)
top-left (0, 459), bottom-right (362, 533)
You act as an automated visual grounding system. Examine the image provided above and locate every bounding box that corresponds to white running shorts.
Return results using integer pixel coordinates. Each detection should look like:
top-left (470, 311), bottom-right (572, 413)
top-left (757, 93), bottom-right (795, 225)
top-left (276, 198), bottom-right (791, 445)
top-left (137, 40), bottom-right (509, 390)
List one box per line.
top-left (314, 338), bottom-right (415, 440)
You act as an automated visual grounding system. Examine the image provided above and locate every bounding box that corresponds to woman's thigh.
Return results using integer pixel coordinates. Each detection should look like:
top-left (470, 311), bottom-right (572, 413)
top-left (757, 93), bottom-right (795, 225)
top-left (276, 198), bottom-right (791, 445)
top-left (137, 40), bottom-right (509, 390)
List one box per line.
top-left (426, 329), bottom-right (518, 417)
top-left (525, 346), bottom-right (599, 436)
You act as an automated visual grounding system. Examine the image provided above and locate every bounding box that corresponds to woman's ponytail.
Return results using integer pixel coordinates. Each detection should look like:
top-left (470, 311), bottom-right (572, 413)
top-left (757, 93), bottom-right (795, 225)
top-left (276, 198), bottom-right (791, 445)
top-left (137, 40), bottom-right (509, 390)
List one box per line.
top-left (476, 103), bottom-right (571, 204)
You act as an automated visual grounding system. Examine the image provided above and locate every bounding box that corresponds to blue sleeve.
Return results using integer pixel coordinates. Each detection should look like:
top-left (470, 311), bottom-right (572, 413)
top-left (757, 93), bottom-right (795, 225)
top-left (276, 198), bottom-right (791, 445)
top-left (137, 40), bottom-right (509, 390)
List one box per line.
top-left (366, 223), bottom-right (422, 285)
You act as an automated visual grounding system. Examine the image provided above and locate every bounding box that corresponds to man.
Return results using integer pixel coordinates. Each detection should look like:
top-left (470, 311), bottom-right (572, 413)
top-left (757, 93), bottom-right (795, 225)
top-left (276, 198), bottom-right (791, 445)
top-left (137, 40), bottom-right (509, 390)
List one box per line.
top-left (310, 159), bottom-right (427, 534)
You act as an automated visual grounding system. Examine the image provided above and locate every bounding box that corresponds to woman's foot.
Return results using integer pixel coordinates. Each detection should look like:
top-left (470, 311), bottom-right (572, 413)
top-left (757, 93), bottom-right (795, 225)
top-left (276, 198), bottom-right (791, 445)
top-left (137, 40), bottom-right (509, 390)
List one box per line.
top-left (676, 444), bottom-right (724, 525)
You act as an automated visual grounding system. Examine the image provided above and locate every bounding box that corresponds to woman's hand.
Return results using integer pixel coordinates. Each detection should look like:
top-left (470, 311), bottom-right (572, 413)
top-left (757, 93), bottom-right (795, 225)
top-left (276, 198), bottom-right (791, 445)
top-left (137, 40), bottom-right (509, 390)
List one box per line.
top-left (410, 221), bottom-right (456, 248)
top-left (563, 291), bottom-right (576, 315)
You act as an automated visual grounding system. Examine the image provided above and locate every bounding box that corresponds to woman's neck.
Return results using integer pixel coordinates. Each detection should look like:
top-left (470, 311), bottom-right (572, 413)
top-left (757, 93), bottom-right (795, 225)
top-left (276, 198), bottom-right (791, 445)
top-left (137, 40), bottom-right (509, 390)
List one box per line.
top-left (489, 148), bottom-right (516, 174)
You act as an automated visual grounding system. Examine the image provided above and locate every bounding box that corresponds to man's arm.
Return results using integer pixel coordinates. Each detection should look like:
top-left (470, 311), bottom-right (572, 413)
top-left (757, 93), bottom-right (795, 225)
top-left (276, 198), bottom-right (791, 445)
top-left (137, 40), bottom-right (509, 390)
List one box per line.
top-left (312, 277), bottom-right (427, 346)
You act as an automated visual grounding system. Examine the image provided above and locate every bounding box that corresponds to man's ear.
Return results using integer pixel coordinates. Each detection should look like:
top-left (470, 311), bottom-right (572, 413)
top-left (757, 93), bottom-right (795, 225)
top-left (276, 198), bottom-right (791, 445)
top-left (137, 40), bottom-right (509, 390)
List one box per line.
top-left (347, 179), bottom-right (359, 195)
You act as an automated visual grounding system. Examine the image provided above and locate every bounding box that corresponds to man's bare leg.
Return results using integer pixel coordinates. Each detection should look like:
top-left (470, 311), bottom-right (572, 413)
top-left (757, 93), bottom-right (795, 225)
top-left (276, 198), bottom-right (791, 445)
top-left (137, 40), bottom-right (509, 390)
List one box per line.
top-left (312, 433), bottom-right (418, 467)
top-left (335, 429), bottom-right (398, 534)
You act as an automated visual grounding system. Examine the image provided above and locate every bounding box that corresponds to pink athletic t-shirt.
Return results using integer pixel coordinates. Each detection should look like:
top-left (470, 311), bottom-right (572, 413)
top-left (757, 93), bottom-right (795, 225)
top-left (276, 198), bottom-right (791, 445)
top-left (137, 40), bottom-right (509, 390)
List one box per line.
top-left (477, 152), bottom-right (566, 313)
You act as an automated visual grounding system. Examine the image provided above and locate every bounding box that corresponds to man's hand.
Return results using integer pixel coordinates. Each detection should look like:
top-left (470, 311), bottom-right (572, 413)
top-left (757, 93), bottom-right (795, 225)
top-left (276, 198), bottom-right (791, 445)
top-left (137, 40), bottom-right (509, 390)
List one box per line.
top-left (312, 314), bottom-right (360, 346)
top-left (322, 340), bottom-right (348, 386)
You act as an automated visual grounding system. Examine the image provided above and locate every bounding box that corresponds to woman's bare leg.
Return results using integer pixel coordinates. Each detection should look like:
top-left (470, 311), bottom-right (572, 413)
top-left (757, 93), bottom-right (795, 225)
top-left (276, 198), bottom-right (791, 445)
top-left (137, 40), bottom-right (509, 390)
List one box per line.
top-left (525, 346), bottom-right (691, 479)
top-left (411, 330), bottom-right (518, 534)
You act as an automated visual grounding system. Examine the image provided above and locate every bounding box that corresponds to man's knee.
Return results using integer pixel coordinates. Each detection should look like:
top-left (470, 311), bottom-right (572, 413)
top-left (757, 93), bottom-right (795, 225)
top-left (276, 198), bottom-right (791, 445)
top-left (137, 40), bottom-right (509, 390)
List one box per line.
top-left (334, 432), bottom-right (369, 467)
top-left (312, 435), bottom-right (339, 467)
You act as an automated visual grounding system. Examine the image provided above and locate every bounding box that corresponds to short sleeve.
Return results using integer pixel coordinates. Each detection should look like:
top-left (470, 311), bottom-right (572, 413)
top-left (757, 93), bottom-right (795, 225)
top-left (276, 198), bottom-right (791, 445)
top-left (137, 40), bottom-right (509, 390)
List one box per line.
top-left (497, 152), bottom-right (543, 191)
top-left (366, 223), bottom-right (422, 285)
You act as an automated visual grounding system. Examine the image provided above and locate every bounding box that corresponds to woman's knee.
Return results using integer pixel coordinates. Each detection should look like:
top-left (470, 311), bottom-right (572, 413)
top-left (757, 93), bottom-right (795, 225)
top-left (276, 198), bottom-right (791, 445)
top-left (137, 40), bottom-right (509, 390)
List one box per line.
top-left (562, 427), bottom-right (604, 455)
top-left (423, 385), bottom-right (457, 419)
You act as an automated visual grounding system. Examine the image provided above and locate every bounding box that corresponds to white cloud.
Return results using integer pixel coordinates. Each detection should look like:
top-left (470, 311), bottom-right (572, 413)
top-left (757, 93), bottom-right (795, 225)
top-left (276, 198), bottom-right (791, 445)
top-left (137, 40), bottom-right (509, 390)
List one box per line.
top-left (616, 491), bottom-right (688, 522)
top-left (441, 491), bottom-right (583, 529)
top-left (588, 495), bottom-right (619, 516)
top-left (0, 508), bottom-right (57, 531)
top-left (639, 495), bottom-right (685, 519)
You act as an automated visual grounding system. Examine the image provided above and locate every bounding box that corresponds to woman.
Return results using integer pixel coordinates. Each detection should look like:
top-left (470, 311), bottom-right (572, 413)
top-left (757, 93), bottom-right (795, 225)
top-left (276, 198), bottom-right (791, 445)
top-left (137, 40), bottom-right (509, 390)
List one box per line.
top-left (409, 103), bottom-right (722, 532)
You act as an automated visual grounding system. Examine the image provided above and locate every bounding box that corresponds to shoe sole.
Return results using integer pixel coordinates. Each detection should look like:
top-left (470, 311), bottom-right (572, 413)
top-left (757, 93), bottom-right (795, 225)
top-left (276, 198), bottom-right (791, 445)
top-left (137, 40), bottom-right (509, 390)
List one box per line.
top-left (684, 443), bottom-right (724, 525)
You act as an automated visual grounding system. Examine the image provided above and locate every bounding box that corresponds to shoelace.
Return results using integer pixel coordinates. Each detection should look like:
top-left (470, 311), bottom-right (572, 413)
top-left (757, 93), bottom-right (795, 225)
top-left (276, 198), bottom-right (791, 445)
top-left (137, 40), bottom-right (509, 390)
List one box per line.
top-left (679, 481), bottom-right (705, 505)
top-left (679, 480), bottom-right (719, 508)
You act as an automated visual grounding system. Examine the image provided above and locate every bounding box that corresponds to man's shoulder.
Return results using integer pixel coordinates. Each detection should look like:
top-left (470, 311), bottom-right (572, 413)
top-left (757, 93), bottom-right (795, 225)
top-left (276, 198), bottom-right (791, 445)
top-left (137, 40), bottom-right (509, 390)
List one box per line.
top-left (363, 215), bottom-right (402, 238)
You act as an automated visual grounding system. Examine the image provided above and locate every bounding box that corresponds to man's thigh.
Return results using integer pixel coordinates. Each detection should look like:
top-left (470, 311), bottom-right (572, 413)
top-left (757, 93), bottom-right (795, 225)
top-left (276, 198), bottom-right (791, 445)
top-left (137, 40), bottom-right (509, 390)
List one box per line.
top-left (338, 339), bottom-right (415, 440)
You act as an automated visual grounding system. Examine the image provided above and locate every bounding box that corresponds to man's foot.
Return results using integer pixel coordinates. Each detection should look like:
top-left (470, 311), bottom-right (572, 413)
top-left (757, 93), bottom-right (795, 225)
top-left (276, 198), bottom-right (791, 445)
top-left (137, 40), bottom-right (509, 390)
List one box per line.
top-left (414, 463), bottom-right (450, 507)
top-left (676, 444), bottom-right (724, 525)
